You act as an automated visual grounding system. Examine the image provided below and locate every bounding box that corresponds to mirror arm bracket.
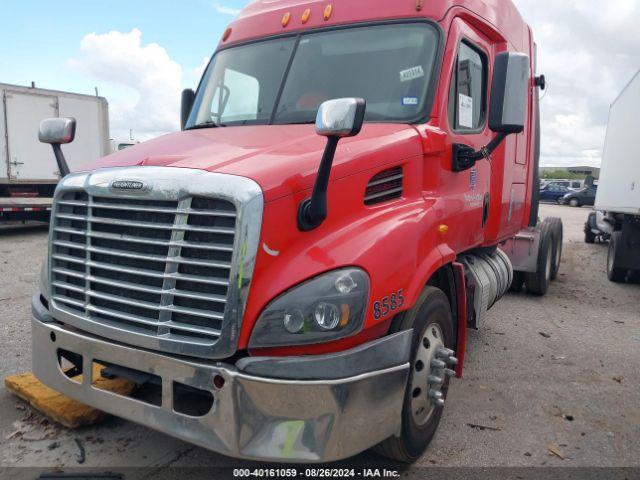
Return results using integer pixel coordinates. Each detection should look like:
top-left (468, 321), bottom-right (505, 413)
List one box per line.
top-left (298, 136), bottom-right (340, 231)
top-left (452, 132), bottom-right (508, 172)
top-left (51, 143), bottom-right (70, 177)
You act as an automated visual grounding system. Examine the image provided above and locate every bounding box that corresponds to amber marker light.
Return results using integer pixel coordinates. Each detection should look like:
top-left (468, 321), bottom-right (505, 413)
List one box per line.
top-left (222, 27), bottom-right (232, 42)
top-left (282, 12), bottom-right (291, 27)
top-left (324, 4), bottom-right (333, 21)
top-left (339, 304), bottom-right (351, 327)
top-left (416, 0), bottom-right (424, 11)
top-left (302, 9), bottom-right (311, 23)
top-left (439, 225), bottom-right (449, 234)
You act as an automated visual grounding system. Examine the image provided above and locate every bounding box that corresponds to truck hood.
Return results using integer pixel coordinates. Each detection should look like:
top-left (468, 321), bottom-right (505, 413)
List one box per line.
top-left (90, 124), bottom-right (422, 202)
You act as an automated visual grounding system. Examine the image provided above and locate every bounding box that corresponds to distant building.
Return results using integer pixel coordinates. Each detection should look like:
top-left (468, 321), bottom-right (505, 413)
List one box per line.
top-left (540, 166), bottom-right (600, 179)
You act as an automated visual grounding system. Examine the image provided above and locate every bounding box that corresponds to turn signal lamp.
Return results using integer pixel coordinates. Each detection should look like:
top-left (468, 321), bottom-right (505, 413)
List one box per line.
top-left (282, 12), bottom-right (291, 27)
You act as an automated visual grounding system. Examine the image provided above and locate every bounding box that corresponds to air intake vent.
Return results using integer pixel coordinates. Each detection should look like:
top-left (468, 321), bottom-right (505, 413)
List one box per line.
top-left (365, 167), bottom-right (403, 205)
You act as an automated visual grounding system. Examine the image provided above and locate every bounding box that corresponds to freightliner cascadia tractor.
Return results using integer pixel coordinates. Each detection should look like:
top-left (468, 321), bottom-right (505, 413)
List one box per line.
top-left (31, 0), bottom-right (561, 463)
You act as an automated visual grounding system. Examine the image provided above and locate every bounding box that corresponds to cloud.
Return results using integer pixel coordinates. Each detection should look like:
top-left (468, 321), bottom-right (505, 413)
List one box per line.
top-left (69, 28), bottom-right (183, 140)
top-left (514, 0), bottom-right (640, 167)
top-left (214, 3), bottom-right (241, 16)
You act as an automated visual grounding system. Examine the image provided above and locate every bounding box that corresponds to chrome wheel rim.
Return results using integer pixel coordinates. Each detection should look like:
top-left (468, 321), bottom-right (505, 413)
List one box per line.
top-left (411, 322), bottom-right (444, 426)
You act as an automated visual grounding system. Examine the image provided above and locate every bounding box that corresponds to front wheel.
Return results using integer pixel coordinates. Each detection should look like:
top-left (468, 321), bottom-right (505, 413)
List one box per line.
top-left (374, 287), bottom-right (456, 463)
top-left (569, 198), bottom-right (580, 207)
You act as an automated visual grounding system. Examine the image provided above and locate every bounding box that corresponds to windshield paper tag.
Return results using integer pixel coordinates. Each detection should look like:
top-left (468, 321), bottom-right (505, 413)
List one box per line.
top-left (402, 97), bottom-right (419, 106)
top-left (399, 66), bottom-right (424, 82)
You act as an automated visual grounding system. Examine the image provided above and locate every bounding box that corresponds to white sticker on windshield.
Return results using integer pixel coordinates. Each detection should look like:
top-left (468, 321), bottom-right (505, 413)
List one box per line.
top-left (458, 94), bottom-right (474, 128)
top-left (402, 97), bottom-right (419, 106)
top-left (399, 66), bottom-right (424, 83)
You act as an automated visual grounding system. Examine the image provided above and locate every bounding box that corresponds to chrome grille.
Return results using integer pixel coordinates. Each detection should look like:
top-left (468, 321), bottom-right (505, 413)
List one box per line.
top-left (47, 167), bottom-right (264, 359)
top-left (51, 193), bottom-right (236, 345)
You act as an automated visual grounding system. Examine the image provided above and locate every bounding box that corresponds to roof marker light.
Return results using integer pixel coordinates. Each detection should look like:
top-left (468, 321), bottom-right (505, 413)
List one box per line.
top-left (416, 0), bottom-right (424, 11)
top-left (324, 4), bottom-right (333, 21)
top-left (222, 27), bottom-right (232, 42)
top-left (282, 12), bottom-right (291, 27)
top-left (302, 8), bottom-right (311, 23)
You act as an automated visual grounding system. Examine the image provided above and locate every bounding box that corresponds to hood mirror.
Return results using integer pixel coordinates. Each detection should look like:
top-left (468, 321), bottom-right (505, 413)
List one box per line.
top-left (39, 117), bottom-right (76, 177)
top-left (298, 98), bottom-right (366, 231)
top-left (39, 117), bottom-right (76, 145)
top-left (316, 98), bottom-right (366, 138)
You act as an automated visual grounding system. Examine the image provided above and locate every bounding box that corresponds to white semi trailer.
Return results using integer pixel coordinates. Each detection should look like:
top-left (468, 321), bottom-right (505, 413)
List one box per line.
top-left (585, 70), bottom-right (640, 282)
top-left (1, 83), bottom-right (110, 222)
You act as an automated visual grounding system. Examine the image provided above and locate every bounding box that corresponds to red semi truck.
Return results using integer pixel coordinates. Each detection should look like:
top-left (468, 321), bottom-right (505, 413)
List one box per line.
top-left (31, 0), bottom-right (561, 463)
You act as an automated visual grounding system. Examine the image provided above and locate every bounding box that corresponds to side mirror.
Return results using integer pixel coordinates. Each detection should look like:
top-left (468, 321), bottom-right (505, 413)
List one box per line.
top-left (298, 98), bottom-right (366, 231)
top-left (489, 52), bottom-right (530, 134)
top-left (39, 117), bottom-right (76, 145)
top-left (39, 117), bottom-right (76, 177)
top-left (315, 98), bottom-right (366, 138)
top-left (181, 88), bottom-right (195, 130)
top-left (452, 52), bottom-right (530, 172)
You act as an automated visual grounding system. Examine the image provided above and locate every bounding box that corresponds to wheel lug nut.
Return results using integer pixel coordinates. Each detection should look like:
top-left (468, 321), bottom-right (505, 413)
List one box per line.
top-left (436, 347), bottom-right (454, 358)
top-left (428, 389), bottom-right (445, 407)
top-left (428, 389), bottom-right (443, 400)
top-left (428, 375), bottom-right (443, 385)
top-left (444, 368), bottom-right (456, 377)
top-left (446, 356), bottom-right (458, 366)
top-left (431, 359), bottom-right (446, 369)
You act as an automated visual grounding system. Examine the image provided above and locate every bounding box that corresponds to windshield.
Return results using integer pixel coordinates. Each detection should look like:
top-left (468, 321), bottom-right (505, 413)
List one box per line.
top-left (186, 23), bottom-right (439, 128)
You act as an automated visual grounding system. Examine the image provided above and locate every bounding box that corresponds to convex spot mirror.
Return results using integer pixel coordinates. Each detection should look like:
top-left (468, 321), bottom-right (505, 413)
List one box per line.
top-left (316, 98), bottom-right (366, 138)
top-left (489, 52), bottom-right (530, 134)
top-left (39, 117), bottom-right (76, 145)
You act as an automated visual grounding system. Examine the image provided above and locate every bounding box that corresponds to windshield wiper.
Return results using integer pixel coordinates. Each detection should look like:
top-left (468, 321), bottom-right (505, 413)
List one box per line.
top-left (185, 120), bottom-right (225, 130)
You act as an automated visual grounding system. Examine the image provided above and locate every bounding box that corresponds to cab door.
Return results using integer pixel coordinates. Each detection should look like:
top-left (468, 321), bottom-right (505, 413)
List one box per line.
top-left (426, 17), bottom-right (495, 254)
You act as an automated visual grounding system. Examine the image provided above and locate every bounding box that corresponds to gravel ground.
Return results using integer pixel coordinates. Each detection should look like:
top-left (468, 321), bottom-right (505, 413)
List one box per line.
top-left (0, 204), bottom-right (638, 475)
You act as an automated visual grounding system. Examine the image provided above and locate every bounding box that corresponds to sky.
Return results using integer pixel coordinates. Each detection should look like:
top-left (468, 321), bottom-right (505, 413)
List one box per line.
top-left (1, 0), bottom-right (639, 167)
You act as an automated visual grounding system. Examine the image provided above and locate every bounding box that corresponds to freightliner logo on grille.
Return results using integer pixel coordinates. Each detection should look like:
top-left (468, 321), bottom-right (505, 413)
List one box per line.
top-left (111, 180), bottom-right (145, 190)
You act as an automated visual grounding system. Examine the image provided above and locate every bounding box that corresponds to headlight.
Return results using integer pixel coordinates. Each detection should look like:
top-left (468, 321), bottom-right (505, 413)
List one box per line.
top-left (248, 268), bottom-right (370, 348)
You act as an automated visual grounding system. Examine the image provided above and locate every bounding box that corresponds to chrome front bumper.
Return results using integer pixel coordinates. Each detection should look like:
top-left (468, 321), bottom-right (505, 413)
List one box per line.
top-left (32, 295), bottom-right (410, 463)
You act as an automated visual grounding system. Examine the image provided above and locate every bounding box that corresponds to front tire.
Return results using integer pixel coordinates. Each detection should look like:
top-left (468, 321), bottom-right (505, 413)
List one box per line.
top-left (569, 198), bottom-right (580, 207)
top-left (374, 287), bottom-right (455, 463)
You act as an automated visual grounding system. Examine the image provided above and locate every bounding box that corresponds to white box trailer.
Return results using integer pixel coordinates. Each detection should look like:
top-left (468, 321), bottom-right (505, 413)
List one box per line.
top-left (595, 71), bottom-right (640, 215)
top-left (1, 83), bottom-right (110, 222)
top-left (586, 70), bottom-right (640, 282)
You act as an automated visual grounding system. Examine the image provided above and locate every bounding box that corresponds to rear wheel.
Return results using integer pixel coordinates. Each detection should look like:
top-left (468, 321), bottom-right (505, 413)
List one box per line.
top-left (525, 223), bottom-right (554, 295)
top-left (374, 287), bottom-right (455, 463)
top-left (544, 217), bottom-right (563, 280)
top-left (607, 231), bottom-right (627, 283)
top-left (510, 271), bottom-right (525, 292)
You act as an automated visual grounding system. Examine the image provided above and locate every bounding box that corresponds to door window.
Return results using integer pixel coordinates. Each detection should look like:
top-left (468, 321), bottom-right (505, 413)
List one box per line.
top-left (448, 41), bottom-right (487, 132)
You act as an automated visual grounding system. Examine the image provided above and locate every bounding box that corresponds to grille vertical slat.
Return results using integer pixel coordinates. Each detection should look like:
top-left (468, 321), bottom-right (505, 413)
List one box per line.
top-left (52, 192), bottom-right (237, 349)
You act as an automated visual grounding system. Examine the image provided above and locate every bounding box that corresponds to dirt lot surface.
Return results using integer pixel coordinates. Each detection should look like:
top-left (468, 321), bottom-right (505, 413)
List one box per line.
top-left (0, 204), bottom-right (638, 476)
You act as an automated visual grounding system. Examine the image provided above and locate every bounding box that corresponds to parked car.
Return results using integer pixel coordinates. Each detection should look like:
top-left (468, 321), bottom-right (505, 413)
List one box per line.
top-left (539, 184), bottom-right (571, 203)
top-left (562, 185), bottom-right (598, 207)
top-left (542, 179), bottom-right (583, 190)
